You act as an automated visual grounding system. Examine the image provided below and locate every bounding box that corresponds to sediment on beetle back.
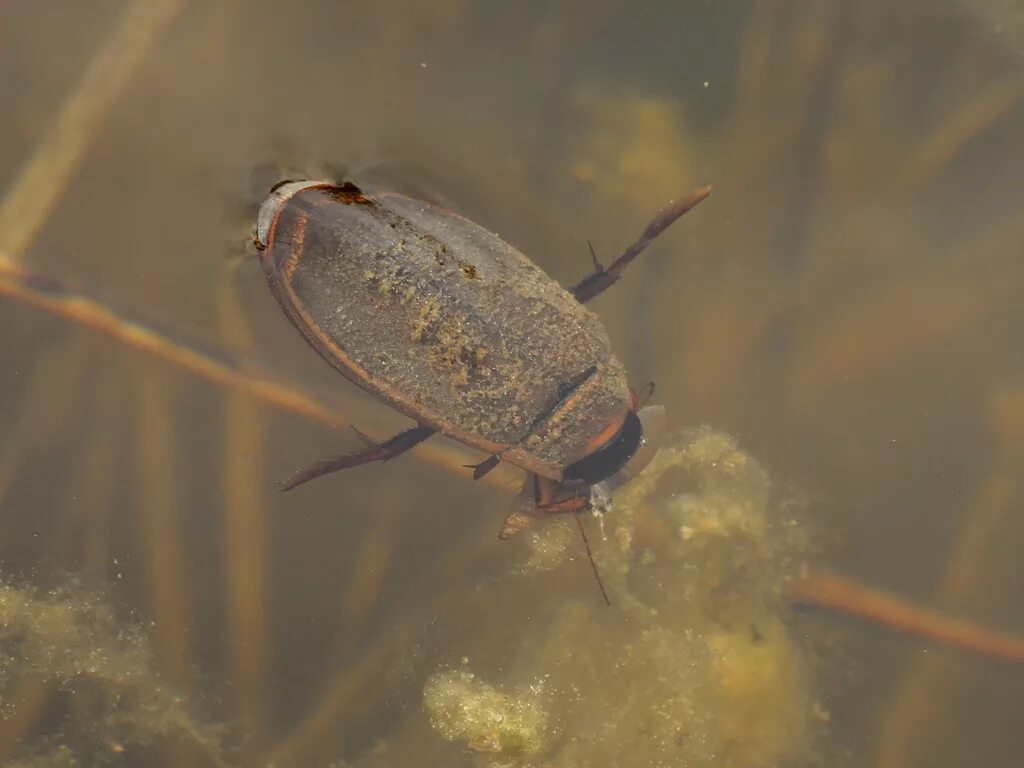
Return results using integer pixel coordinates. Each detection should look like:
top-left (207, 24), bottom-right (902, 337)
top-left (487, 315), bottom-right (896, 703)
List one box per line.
top-left (262, 185), bottom-right (633, 477)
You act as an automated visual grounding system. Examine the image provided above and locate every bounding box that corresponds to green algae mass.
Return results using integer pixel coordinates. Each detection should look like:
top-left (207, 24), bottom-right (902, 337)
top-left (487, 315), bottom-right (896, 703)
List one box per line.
top-left (0, 581), bottom-right (226, 767)
top-left (0, 429), bottom-right (823, 768)
top-left (416, 427), bottom-right (822, 768)
top-left (423, 669), bottom-right (550, 757)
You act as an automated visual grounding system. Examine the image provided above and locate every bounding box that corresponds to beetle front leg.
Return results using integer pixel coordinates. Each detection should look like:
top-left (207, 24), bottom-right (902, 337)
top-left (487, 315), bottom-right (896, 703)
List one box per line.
top-left (534, 475), bottom-right (590, 515)
top-left (537, 495), bottom-right (590, 514)
top-left (497, 474), bottom-right (589, 539)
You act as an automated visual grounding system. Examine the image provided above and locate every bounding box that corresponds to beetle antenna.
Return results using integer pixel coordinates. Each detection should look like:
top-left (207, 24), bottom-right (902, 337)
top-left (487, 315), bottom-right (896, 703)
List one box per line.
top-left (574, 512), bottom-right (610, 606)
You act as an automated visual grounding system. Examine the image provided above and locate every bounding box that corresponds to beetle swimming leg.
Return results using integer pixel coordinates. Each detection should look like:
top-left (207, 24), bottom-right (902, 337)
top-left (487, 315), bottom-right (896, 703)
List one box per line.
top-left (277, 425), bottom-right (436, 491)
top-left (569, 186), bottom-right (711, 304)
top-left (465, 453), bottom-right (502, 480)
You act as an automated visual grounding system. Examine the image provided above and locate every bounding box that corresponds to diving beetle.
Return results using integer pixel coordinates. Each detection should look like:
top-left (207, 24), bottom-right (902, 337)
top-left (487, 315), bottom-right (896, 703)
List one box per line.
top-left (254, 178), bottom-right (709, 539)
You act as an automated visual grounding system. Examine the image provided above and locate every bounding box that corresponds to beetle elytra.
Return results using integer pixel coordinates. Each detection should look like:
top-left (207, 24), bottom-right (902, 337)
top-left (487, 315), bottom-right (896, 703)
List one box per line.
top-left (255, 179), bottom-right (709, 540)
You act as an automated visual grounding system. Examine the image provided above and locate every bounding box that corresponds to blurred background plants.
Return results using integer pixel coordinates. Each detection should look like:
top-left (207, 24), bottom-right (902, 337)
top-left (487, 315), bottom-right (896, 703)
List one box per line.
top-left (1, 0), bottom-right (1023, 765)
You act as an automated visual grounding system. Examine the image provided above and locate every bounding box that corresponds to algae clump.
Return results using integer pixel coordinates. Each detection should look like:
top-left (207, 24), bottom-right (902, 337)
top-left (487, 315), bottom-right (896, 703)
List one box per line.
top-left (423, 668), bottom-right (551, 757)
top-left (0, 581), bottom-right (226, 767)
top-left (414, 427), bottom-right (823, 768)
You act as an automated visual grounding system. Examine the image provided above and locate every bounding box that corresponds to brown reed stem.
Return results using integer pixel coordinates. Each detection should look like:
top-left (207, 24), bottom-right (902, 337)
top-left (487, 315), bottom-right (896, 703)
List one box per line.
top-left (217, 271), bottom-right (269, 755)
top-left (790, 570), bottom-right (1024, 663)
top-left (874, 385), bottom-right (1024, 766)
top-left (262, 632), bottom-right (397, 767)
top-left (52, 366), bottom-right (119, 571)
top-left (0, 261), bottom-right (521, 493)
top-left (340, 492), bottom-right (403, 646)
top-left (80, 365), bottom-right (128, 581)
top-left (263, 518), bottom-right (500, 766)
top-left (135, 367), bottom-right (192, 686)
top-left (792, 210), bottom-right (1024, 400)
top-left (0, 0), bottom-right (184, 263)
top-left (900, 80), bottom-right (1020, 193)
top-left (0, 332), bottom-right (95, 536)
top-left (0, 679), bottom-right (53, 762)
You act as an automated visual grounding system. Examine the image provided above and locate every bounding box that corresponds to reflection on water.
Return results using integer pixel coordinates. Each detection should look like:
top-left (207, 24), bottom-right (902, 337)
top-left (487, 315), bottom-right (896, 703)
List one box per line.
top-left (1, 1), bottom-right (1023, 766)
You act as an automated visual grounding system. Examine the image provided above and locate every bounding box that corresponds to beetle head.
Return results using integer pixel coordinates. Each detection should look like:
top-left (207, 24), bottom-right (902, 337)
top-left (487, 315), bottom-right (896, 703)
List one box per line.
top-left (563, 405), bottom-right (666, 488)
top-left (607, 404), bottom-right (666, 488)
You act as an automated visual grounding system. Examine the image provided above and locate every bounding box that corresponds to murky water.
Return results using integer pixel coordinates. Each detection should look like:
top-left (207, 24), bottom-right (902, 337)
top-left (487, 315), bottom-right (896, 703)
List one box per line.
top-left (2, 1), bottom-right (1023, 766)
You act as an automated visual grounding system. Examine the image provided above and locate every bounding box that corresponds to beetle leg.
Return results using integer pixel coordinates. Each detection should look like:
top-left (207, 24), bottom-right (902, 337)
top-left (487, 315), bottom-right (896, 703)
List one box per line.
top-left (498, 474), bottom-right (586, 537)
top-left (537, 494), bottom-right (590, 514)
top-left (530, 477), bottom-right (609, 603)
top-left (465, 453), bottom-right (502, 480)
top-left (498, 474), bottom-right (541, 539)
top-left (631, 381), bottom-right (655, 409)
top-left (533, 475), bottom-right (590, 515)
top-left (500, 477), bottom-right (609, 603)
top-left (569, 186), bottom-right (711, 304)
top-left (277, 425), bottom-right (436, 491)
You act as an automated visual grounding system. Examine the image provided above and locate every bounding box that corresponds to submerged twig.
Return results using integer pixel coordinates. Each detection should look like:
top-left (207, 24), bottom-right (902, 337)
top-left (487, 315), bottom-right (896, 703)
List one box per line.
top-left (217, 272), bottom-right (270, 756)
top-left (0, 334), bottom-right (95, 515)
top-left (790, 570), bottom-right (1024, 663)
top-left (0, 261), bottom-right (520, 492)
top-left (263, 518), bottom-right (501, 766)
top-left (900, 80), bottom-right (1019, 192)
top-left (135, 368), bottom-right (192, 685)
top-left (0, 0), bottom-right (184, 262)
top-left (874, 385), bottom-right (1024, 766)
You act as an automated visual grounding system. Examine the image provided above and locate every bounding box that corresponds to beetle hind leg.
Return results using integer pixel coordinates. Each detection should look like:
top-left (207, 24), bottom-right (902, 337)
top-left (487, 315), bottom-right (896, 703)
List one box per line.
top-left (277, 425), bottom-right (436, 491)
top-left (568, 186), bottom-right (711, 304)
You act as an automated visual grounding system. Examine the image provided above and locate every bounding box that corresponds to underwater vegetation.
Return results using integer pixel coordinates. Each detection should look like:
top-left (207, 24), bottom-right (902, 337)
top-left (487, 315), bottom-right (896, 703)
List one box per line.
top-left (0, 430), bottom-right (821, 767)
top-left (371, 429), bottom-right (822, 768)
top-left (0, 582), bottom-right (226, 767)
